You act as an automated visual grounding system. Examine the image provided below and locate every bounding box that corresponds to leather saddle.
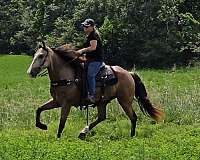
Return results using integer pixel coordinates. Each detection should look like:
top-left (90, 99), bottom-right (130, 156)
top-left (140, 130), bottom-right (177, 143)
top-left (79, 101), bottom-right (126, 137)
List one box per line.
top-left (95, 65), bottom-right (118, 87)
top-left (79, 63), bottom-right (118, 102)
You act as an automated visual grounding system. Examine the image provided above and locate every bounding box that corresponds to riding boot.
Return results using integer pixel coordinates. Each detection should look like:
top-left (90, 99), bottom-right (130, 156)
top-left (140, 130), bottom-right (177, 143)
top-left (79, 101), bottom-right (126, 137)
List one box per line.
top-left (86, 95), bottom-right (95, 103)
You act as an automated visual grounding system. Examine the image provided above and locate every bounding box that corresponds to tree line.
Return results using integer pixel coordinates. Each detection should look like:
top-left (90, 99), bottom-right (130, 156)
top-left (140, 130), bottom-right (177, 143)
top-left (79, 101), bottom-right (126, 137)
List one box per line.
top-left (0, 0), bottom-right (199, 68)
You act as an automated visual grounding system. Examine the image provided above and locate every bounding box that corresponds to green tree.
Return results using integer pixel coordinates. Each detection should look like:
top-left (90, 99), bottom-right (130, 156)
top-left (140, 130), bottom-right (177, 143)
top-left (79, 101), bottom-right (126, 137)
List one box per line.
top-left (0, 0), bottom-right (199, 68)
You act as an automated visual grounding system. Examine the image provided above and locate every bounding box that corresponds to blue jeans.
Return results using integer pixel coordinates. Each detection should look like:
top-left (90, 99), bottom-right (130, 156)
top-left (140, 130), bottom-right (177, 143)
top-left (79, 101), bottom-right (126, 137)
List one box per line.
top-left (87, 61), bottom-right (103, 96)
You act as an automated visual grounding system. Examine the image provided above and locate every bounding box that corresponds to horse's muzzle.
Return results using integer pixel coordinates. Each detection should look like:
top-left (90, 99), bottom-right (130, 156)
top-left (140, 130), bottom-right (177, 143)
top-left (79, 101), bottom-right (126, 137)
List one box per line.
top-left (28, 68), bottom-right (41, 78)
top-left (29, 70), bottom-right (38, 78)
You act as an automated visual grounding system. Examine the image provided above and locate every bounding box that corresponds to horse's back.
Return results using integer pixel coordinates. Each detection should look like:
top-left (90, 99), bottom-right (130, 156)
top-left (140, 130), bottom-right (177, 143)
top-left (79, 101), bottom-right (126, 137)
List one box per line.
top-left (111, 65), bottom-right (133, 81)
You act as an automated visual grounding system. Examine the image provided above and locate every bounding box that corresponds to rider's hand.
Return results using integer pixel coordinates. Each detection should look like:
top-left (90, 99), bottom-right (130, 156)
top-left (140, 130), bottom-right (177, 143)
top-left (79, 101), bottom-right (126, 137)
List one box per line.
top-left (77, 48), bottom-right (88, 56)
top-left (77, 49), bottom-right (82, 55)
top-left (77, 49), bottom-right (85, 56)
top-left (78, 56), bottom-right (87, 63)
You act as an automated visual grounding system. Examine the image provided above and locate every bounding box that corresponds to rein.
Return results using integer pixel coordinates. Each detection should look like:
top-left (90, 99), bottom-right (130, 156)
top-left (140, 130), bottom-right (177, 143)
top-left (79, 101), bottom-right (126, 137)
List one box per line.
top-left (66, 56), bottom-right (80, 64)
top-left (38, 69), bottom-right (48, 77)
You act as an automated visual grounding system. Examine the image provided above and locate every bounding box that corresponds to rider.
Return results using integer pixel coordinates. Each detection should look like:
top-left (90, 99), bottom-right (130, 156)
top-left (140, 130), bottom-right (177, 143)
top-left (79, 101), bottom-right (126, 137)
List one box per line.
top-left (77, 18), bottom-right (104, 103)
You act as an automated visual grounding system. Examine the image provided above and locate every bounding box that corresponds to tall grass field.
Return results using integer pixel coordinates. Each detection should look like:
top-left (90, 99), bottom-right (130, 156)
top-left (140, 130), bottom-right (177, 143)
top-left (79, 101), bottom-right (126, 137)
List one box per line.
top-left (0, 55), bottom-right (200, 160)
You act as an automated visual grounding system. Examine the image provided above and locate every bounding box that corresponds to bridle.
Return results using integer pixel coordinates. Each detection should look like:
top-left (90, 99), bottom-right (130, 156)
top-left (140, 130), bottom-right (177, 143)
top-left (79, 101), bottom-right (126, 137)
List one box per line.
top-left (40, 47), bottom-right (49, 66)
top-left (37, 46), bottom-right (49, 77)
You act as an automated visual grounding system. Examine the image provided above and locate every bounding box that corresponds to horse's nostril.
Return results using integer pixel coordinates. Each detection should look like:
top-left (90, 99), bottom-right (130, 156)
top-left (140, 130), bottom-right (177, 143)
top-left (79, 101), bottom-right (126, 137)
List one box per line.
top-left (30, 71), bottom-right (33, 76)
top-left (29, 70), bottom-right (37, 78)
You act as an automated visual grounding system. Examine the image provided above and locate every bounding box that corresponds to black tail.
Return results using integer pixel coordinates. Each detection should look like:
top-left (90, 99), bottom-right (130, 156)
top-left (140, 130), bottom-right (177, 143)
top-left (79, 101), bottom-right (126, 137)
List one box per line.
top-left (131, 73), bottom-right (165, 122)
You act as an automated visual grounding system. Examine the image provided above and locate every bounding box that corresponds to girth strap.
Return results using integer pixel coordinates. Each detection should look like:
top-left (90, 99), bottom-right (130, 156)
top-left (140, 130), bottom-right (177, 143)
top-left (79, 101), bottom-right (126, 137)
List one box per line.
top-left (51, 79), bottom-right (79, 87)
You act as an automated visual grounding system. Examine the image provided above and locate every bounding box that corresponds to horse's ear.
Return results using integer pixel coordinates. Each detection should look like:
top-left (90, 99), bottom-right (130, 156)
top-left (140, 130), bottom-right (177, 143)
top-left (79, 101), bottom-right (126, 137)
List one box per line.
top-left (38, 44), bottom-right (42, 48)
top-left (42, 41), bottom-right (46, 49)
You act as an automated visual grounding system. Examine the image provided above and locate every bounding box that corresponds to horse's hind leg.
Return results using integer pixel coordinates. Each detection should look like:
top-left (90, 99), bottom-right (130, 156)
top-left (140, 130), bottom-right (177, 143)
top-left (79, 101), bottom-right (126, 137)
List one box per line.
top-left (117, 99), bottom-right (137, 137)
top-left (78, 102), bottom-right (107, 140)
top-left (36, 99), bottom-right (60, 130)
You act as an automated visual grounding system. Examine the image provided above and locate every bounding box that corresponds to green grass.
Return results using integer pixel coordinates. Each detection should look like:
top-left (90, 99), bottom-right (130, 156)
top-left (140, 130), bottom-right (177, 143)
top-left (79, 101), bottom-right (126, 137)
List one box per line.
top-left (0, 55), bottom-right (200, 159)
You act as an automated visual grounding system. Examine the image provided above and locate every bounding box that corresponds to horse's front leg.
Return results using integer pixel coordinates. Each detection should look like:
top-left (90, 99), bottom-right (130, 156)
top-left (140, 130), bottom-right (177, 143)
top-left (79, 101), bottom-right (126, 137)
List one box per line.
top-left (36, 99), bottom-right (60, 130)
top-left (57, 105), bottom-right (71, 138)
top-left (78, 102), bottom-right (107, 140)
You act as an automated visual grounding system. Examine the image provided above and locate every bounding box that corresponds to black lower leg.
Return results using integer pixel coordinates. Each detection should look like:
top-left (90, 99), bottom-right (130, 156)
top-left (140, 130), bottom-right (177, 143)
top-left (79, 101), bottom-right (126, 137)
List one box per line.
top-left (131, 114), bottom-right (137, 137)
top-left (89, 117), bottom-right (105, 130)
top-left (131, 120), bottom-right (137, 137)
top-left (36, 108), bottom-right (48, 130)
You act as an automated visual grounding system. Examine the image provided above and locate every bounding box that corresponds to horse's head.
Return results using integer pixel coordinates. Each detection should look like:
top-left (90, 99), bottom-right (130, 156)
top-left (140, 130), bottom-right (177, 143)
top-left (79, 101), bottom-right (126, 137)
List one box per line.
top-left (27, 42), bottom-right (50, 78)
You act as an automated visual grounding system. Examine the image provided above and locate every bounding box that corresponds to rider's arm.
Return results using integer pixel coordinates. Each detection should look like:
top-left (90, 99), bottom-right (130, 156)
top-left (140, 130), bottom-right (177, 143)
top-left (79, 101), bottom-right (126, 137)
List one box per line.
top-left (77, 40), bottom-right (97, 55)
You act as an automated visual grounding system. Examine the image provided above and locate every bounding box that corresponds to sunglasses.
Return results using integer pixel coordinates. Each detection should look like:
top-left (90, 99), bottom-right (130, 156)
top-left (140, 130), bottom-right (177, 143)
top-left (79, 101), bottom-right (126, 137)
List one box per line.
top-left (83, 25), bottom-right (90, 28)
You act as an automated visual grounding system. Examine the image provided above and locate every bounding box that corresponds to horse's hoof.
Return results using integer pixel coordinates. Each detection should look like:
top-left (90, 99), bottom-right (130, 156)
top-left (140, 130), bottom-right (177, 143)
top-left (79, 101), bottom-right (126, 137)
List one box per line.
top-left (57, 133), bottom-right (61, 138)
top-left (131, 133), bottom-right (136, 137)
top-left (78, 133), bottom-right (86, 140)
top-left (131, 131), bottom-right (136, 137)
top-left (36, 123), bottom-right (48, 130)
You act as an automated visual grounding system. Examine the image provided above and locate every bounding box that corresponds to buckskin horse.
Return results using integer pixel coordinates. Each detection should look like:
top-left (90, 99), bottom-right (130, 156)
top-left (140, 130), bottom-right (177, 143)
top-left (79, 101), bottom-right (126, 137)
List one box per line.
top-left (27, 42), bottom-right (165, 139)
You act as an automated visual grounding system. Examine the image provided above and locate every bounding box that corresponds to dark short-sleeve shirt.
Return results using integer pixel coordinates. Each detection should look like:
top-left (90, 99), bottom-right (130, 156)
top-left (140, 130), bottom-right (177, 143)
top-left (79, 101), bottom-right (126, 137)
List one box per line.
top-left (83, 30), bottom-right (103, 61)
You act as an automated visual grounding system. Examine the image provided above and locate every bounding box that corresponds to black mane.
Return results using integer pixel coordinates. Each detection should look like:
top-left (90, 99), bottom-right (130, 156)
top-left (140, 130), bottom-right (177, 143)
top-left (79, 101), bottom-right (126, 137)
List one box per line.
top-left (51, 44), bottom-right (84, 71)
top-left (52, 44), bottom-right (77, 62)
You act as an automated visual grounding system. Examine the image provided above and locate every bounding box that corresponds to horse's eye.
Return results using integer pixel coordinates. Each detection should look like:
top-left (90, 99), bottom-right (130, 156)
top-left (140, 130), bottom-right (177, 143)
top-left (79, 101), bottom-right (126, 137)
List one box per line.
top-left (38, 55), bottom-right (43, 59)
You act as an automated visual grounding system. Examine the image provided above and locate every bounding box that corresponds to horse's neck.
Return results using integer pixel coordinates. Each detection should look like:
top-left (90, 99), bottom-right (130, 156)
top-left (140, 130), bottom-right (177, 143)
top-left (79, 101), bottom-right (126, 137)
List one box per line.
top-left (48, 53), bottom-right (75, 81)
